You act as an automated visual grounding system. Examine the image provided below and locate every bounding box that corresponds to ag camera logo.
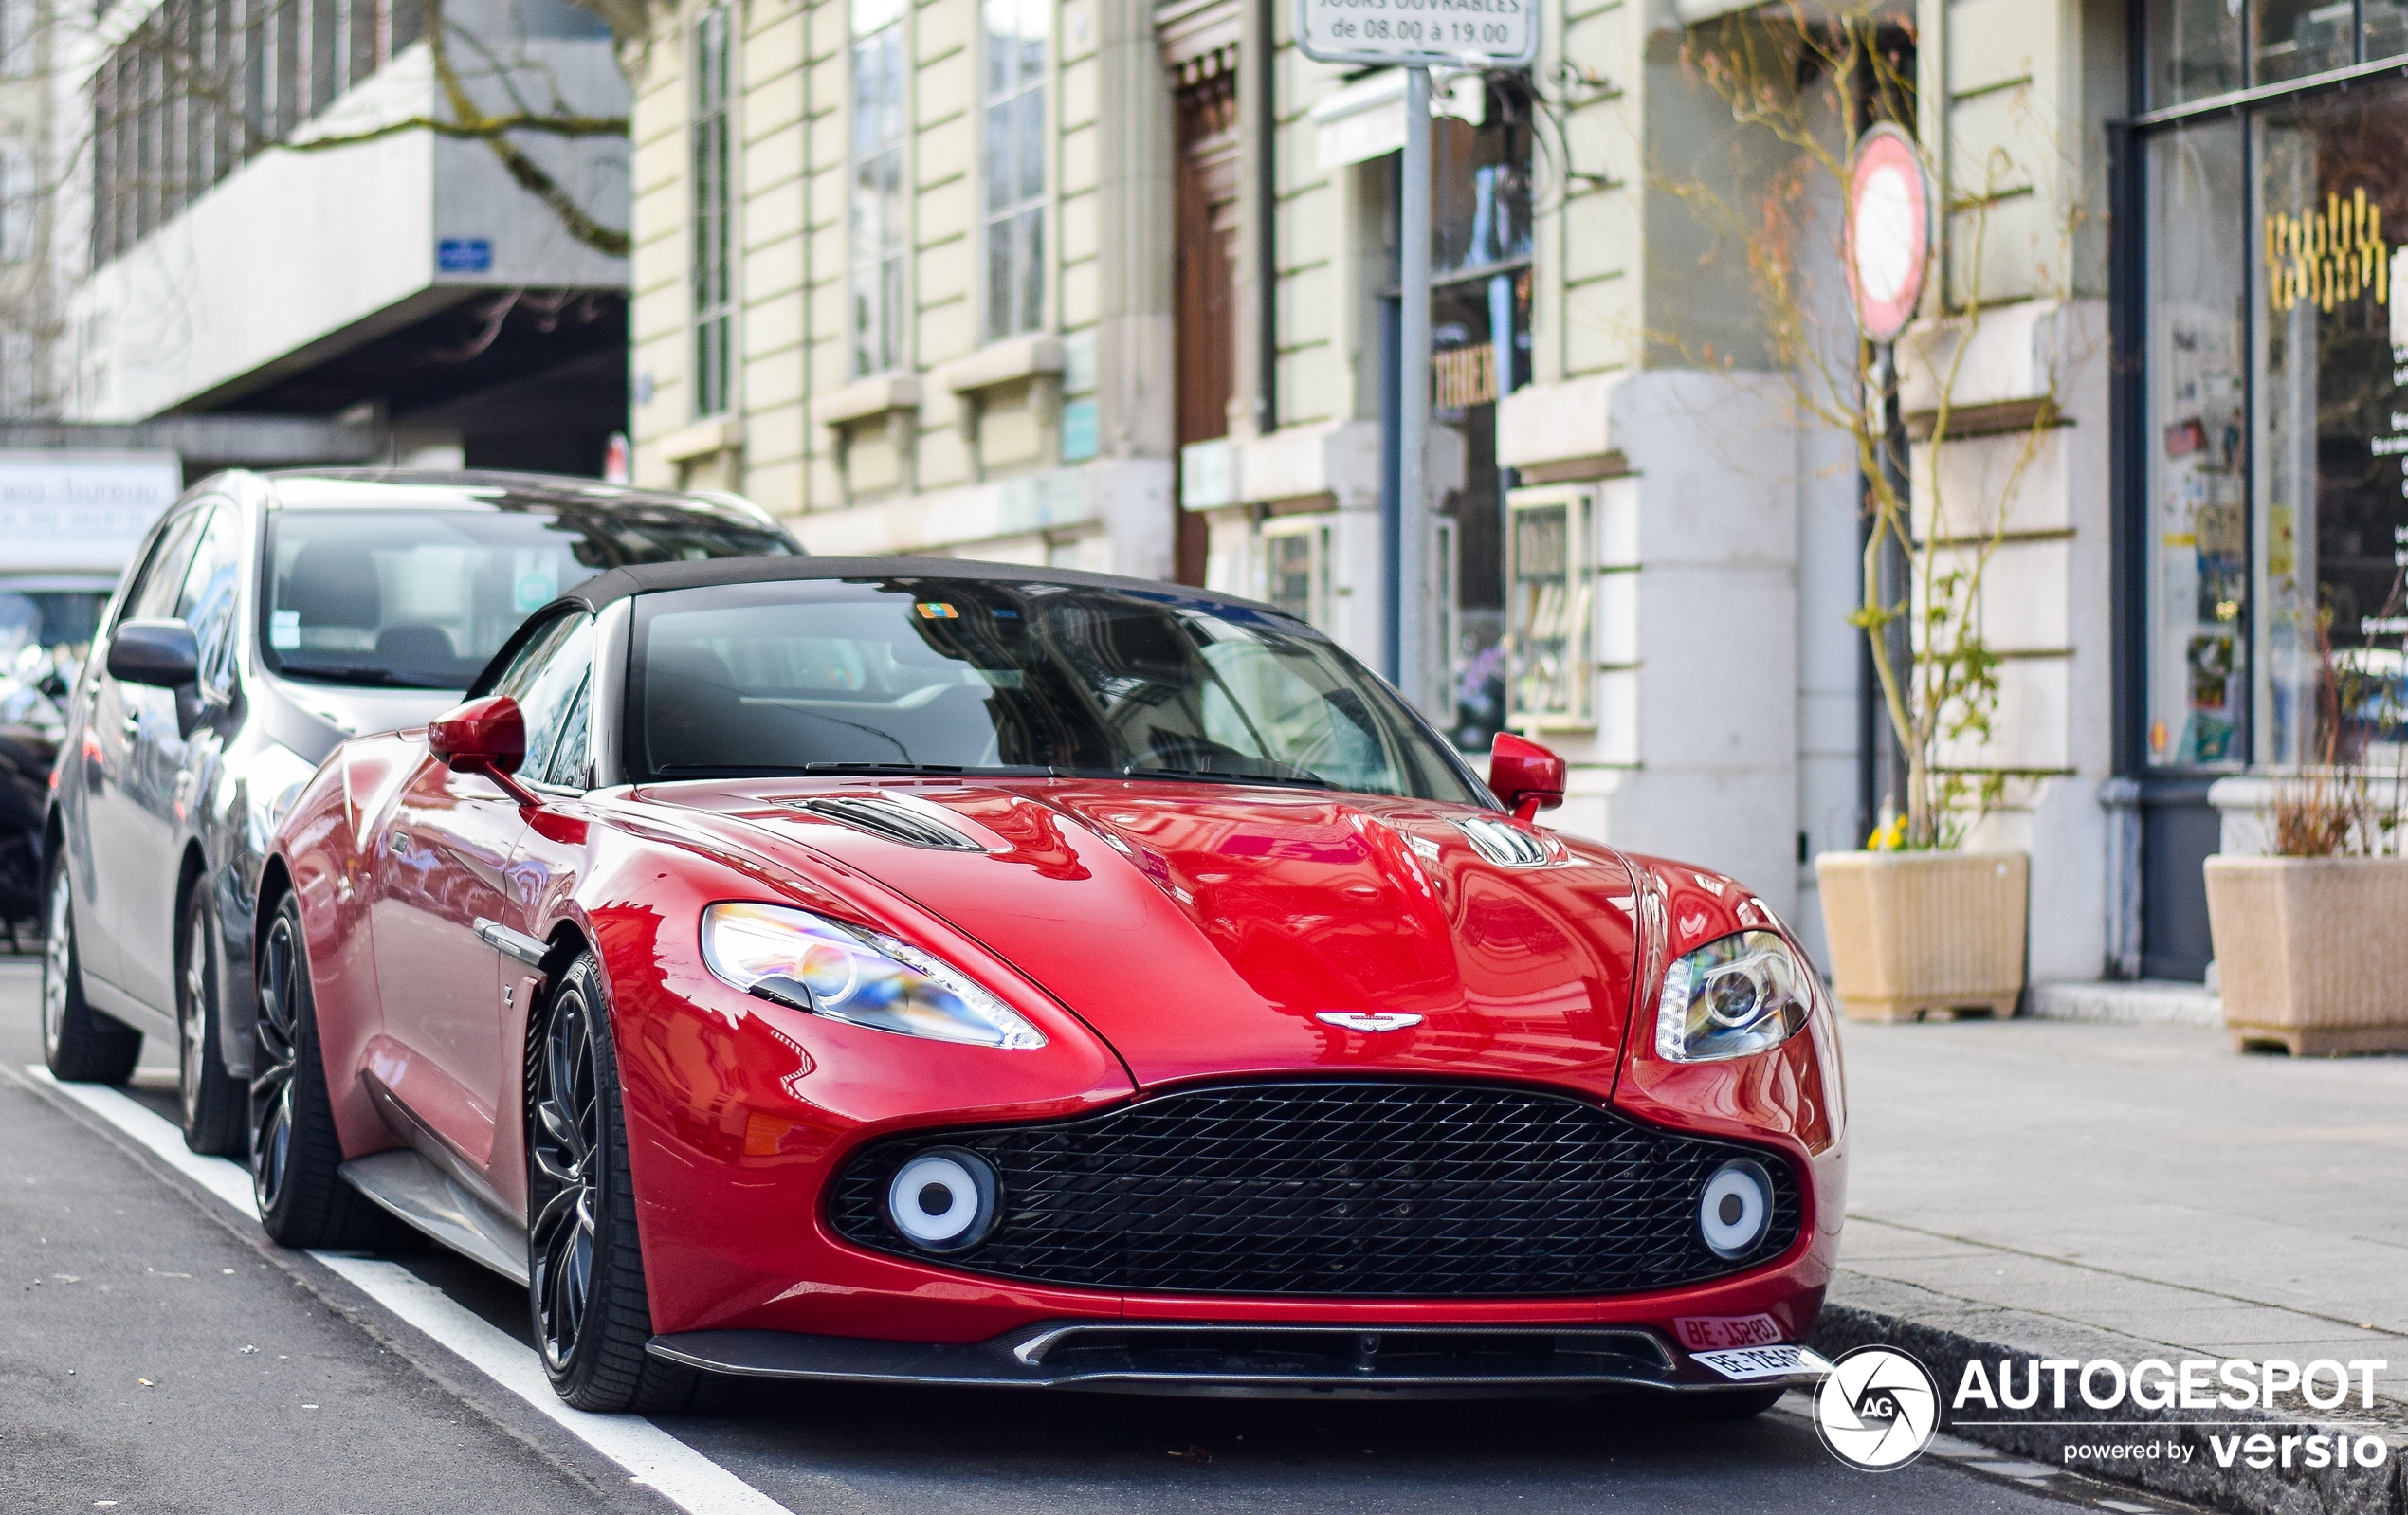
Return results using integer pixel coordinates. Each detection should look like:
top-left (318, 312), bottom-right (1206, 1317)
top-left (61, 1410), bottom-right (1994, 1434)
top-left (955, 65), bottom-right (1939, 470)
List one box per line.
top-left (1815, 1346), bottom-right (1941, 1470)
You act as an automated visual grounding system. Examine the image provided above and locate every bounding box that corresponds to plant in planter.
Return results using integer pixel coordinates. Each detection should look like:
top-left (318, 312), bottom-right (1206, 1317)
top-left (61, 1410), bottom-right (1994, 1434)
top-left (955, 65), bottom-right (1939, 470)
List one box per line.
top-left (2207, 616), bottom-right (2408, 1055)
top-left (1669, 9), bottom-right (2072, 1020)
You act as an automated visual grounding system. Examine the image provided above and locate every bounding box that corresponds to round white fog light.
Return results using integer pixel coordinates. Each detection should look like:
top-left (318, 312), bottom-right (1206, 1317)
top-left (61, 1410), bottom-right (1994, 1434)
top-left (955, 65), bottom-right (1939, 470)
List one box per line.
top-left (1699, 1159), bottom-right (1774, 1260)
top-left (885, 1148), bottom-right (1000, 1252)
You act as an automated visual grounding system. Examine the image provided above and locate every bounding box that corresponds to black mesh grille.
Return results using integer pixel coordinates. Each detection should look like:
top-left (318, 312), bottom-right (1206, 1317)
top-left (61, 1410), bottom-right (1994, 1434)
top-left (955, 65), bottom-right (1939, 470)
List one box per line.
top-left (830, 1081), bottom-right (1803, 1297)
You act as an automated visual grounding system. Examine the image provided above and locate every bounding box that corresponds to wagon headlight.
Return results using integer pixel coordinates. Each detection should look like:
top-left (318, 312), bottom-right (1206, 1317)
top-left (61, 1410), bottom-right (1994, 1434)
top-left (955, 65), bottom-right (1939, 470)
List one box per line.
top-left (701, 902), bottom-right (1047, 1050)
top-left (1654, 930), bottom-right (1813, 1063)
top-left (244, 739), bottom-right (321, 854)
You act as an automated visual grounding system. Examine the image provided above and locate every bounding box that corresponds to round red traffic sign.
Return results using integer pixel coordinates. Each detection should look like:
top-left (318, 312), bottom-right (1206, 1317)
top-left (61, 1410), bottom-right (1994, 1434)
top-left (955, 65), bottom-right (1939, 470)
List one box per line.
top-left (1847, 123), bottom-right (1934, 344)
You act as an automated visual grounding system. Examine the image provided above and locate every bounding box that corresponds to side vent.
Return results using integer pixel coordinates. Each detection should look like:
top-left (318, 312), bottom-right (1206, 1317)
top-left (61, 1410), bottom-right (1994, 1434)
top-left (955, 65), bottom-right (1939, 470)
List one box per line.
top-left (785, 795), bottom-right (985, 851)
top-left (1457, 816), bottom-right (1551, 867)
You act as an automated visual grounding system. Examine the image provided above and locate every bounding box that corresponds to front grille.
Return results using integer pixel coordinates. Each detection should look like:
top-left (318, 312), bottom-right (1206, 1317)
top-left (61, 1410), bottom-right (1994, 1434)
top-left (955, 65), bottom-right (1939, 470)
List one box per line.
top-left (830, 1081), bottom-right (1803, 1297)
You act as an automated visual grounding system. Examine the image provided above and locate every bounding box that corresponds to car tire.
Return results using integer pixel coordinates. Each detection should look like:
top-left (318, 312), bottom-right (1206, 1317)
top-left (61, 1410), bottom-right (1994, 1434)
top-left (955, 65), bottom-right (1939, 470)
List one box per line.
top-left (528, 950), bottom-right (702, 1415)
top-left (177, 889), bottom-right (246, 1155)
top-left (251, 892), bottom-right (412, 1250)
top-left (41, 856), bottom-right (139, 1085)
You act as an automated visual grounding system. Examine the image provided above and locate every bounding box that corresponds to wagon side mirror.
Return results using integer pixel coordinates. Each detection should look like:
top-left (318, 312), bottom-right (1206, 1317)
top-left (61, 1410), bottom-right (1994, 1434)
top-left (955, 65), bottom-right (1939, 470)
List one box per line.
top-left (106, 619), bottom-right (199, 688)
top-left (429, 695), bottom-right (540, 806)
top-left (1489, 733), bottom-right (1566, 824)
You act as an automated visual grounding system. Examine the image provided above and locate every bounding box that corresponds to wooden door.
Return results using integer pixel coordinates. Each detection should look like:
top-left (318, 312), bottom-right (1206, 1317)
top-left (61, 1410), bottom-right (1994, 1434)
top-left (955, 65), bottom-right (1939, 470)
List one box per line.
top-left (1173, 69), bottom-right (1240, 586)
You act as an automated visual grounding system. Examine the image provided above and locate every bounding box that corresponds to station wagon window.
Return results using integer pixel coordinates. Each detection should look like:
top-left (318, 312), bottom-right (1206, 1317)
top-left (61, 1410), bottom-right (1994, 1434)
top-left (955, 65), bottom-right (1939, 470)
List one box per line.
top-left (118, 509), bottom-right (207, 630)
top-left (174, 502), bottom-right (245, 699)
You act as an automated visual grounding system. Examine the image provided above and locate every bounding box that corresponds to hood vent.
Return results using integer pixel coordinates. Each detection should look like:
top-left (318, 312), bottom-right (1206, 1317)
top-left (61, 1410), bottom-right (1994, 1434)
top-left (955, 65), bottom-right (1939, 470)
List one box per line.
top-left (1457, 816), bottom-right (1551, 867)
top-left (786, 795), bottom-right (985, 851)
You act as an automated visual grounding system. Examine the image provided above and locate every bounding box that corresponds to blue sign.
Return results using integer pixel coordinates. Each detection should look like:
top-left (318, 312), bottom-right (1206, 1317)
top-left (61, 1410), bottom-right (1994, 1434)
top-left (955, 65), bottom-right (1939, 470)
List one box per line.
top-left (437, 238), bottom-right (494, 273)
top-left (1061, 398), bottom-right (1099, 464)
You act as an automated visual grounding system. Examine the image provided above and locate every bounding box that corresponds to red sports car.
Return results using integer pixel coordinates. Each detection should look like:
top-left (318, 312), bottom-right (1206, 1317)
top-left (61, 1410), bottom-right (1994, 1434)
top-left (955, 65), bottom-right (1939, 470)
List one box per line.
top-left (257, 557), bottom-right (1844, 1413)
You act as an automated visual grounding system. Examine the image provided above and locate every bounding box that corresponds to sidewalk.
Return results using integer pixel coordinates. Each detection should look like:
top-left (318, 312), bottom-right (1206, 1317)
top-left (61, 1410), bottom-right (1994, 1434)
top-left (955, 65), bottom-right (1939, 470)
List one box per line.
top-left (1824, 1014), bottom-right (2408, 1510)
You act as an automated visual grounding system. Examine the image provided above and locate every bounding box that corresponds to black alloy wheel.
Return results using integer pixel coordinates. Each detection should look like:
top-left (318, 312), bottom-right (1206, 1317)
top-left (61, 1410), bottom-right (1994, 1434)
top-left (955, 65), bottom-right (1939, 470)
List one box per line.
top-left (251, 892), bottom-right (409, 1249)
top-left (527, 951), bottom-right (700, 1414)
top-left (41, 858), bottom-right (139, 1084)
top-left (178, 889), bottom-right (246, 1154)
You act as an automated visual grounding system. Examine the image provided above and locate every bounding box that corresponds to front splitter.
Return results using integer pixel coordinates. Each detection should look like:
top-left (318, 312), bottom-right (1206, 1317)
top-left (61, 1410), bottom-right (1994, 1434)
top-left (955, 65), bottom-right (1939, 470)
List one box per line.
top-left (647, 1321), bottom-right (1833, 1398)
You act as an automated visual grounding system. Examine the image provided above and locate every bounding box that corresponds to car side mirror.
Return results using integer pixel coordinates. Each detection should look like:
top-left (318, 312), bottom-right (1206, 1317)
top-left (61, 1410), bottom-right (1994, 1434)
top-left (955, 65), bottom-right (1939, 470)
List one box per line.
top-left (106, 620), bottom-right (199, 688)
top-left (1489, 733), bottom-right (1566, 824)
top-left (429, 695), bottom-right (541, 806)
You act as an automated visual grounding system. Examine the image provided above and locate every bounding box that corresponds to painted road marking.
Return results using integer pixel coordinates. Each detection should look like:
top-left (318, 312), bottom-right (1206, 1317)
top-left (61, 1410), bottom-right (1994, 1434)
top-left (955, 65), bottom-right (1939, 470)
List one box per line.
top-left (20, 1065), bottom-right (793, 1515)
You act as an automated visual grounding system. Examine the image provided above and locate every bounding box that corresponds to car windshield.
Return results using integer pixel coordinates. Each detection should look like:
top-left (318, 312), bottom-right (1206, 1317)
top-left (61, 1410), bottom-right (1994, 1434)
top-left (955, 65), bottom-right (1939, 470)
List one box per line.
top-left (631, 578), bottom-right (1483, 803)
top-left (263, 507), bottom-right (794, 688)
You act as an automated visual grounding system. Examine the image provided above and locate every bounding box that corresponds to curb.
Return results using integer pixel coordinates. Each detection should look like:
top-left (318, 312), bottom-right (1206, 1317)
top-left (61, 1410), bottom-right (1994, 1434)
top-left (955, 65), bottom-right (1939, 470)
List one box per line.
top-left (2024, 981), bottom-right (2224, 1029)
top-left (1814, 1304), bottom-right (2407, 1515)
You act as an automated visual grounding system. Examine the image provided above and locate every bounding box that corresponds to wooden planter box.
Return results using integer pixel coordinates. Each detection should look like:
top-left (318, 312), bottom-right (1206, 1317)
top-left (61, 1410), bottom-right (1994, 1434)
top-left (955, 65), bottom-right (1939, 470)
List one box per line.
top-left (1813, 851), bottom-right (2029, 1022)
top-left (2204, 855), bottom-right (2408, 1055)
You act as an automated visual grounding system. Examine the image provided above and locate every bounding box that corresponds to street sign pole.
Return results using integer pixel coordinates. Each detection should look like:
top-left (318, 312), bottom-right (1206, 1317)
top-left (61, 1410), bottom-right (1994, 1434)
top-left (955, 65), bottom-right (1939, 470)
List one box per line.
top-left (1292, 0), bottom-right (1535, 721)
top-left (1845, 123), bottom-right (1935, 839)
top-left (1396, 64), bottom-right (1432, 718)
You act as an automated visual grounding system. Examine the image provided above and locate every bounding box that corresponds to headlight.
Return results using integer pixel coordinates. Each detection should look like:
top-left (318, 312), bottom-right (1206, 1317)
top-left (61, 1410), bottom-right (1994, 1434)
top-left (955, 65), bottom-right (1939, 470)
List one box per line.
top-left (700, 901), bottom-right (1047, 1050)
top-left (1654, 930), bottom-right (1813, 1063)
top-left (244, 740), bottom-right (321, 854)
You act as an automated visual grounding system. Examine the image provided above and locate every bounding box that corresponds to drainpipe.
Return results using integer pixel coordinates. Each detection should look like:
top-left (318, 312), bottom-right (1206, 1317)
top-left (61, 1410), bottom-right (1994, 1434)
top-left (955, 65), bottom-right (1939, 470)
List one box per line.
top-left (1252, 0), bottom-right (1278, 435)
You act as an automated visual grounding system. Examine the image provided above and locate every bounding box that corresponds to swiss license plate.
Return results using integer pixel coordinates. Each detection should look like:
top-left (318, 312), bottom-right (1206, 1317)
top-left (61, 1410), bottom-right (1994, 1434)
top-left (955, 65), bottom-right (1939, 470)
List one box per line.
top-left (1692, 1344), bottom-right (1833, 1382)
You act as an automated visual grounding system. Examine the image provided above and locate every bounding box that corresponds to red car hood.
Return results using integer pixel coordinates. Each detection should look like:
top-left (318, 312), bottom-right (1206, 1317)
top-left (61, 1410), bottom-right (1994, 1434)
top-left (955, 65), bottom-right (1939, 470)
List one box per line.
top-left (656, 779), bottom-right (1645, 1092)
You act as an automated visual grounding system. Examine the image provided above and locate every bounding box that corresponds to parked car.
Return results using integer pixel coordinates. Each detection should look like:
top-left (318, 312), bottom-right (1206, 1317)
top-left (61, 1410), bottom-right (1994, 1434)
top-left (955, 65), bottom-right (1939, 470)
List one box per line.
top-left (41, 469), bottom-right (800, 1159)
top-left (0, 575), bottom-right (117, 928)
top-left (256, 557), bottom-right (1844, 1414)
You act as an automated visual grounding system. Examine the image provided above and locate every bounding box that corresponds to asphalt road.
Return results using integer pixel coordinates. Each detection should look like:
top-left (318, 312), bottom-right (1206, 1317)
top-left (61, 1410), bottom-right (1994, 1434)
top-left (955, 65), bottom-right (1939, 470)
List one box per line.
top-left (0, 957), bottom-right (2198, 1515)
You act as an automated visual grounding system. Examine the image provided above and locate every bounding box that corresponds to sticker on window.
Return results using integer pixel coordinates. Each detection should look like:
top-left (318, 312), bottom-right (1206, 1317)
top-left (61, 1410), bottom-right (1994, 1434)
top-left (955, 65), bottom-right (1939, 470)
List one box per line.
top-left (270, 610), bottom-right (301, 649)
top-left (915, 602), bottom-right (959, 619)
top-left (514, 567), bottom-right (558, 613)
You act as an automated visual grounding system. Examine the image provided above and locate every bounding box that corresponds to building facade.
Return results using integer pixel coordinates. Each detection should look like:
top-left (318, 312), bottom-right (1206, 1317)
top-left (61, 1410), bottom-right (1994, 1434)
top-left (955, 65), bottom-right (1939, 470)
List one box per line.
top-left (1, 0), bottom-right (64, 415)
top-left (63, 0), bottom-right (632, 472)
top-left (629, 0), bottom-right (2407, 987)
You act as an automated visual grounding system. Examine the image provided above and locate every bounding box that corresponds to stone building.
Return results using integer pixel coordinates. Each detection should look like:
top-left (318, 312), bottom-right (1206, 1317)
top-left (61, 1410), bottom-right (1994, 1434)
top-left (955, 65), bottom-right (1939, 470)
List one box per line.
top-left (627, 0), bottom-right (2401, 986)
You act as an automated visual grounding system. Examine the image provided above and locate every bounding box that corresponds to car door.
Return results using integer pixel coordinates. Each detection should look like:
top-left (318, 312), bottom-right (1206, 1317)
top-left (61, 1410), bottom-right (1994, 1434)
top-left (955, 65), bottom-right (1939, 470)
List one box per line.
top-left (369, 609), bottom-right (593, 1184)
top-left (113, 501), bottom-right (244, 1014)
top-left (80, 506), bottom-right (208, 996)
top-left (486, 638), bottom-right (601, 1216)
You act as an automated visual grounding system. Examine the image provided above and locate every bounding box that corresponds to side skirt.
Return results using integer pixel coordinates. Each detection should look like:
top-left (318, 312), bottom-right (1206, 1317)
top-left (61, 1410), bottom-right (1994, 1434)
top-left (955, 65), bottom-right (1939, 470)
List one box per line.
top-left (339, 1148), bottom-right (531, 1287)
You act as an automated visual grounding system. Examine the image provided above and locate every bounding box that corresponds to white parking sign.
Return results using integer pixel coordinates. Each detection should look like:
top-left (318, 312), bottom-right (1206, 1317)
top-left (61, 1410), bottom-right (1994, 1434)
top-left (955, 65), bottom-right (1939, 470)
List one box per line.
top-left (1296, 0), bottom-right (1538, 69)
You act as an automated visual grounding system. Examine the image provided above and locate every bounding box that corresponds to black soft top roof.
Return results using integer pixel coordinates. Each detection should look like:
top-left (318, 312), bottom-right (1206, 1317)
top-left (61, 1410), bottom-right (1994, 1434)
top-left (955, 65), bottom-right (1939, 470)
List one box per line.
top-left (561, 555), bottom-right (1290, 621)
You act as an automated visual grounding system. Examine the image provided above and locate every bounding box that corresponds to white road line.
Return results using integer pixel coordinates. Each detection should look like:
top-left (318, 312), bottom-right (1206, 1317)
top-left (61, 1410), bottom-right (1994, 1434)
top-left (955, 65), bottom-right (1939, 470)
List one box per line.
top-left (316, 1256), bottom-right (792, 1515)
top-left (21, 1065), bottom-right (794, 1515)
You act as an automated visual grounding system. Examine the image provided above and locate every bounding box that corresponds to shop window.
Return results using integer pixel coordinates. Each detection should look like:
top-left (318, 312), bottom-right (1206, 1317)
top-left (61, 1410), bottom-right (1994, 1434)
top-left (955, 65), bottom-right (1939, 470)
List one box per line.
top-left (2142, 85), bottom-right (2408, 770)
top-left (2147, 0), bottom-right (2245, 107)
top-left (2253, 0), bottom-right (2356, 82)
top-left (1505, 485), bottom-right (1594, 731)
top-left (2144, 119), bottom-right (2248, 767)
top-left (1420, 76), bottom-right (1533, 753)
top-left (1259, 519), bottom-right (1330, 630)
top-left (2251, 87), bottom-right (2408, 763)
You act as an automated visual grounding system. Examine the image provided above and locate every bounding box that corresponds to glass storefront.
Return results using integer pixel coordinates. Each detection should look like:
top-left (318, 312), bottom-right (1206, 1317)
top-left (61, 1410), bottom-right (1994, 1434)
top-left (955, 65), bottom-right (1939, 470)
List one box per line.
top-left (2143, 72), bottom-right (2408, 772)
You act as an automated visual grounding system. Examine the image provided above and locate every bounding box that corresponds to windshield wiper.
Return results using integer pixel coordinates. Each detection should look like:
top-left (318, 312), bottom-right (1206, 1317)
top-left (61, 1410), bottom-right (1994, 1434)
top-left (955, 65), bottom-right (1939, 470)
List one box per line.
top-left (1110, 764), bottom-right (1334, 790)
top-left (273, 662), bottom-right (459, 690)
top-left (653, 762), bottom-right (1058, 777)
top-left (802, 761), bottom-right (1059, 776)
